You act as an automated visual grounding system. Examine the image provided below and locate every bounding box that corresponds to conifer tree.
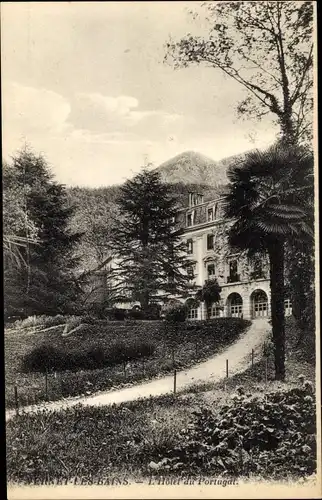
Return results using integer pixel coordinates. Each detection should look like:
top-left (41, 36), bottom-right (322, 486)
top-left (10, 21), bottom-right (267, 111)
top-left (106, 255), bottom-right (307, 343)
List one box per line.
top-left (3, 147), bottom-right (81, 318)
top-left (110, 168), bottom-right (194, 313)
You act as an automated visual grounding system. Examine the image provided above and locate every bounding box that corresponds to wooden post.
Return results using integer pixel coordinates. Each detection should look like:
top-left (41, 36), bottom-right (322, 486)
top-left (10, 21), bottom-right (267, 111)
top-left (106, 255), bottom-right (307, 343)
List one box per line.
top-left (123, 361), bottom-right (126, 377)
top-left (195, 341), bottom-right (198, 358)
top-left (142, 357), bottom-right (145, 375)
top-left (226, 359), bottom-right (229, 378)
top-left (265, 357), bottom-right (268, 383)
top-left (173, 369), bottom-right (177, 395)
top-left (172, 347), bottom-right (175, 367)
top-left (60, 373), bottom-right (63, 397)
top-left (251, 349), bottom-right (254, 367)
top-left (45, 369), bottom-right (48, 401)
top-left (14, 385), bottom-right (19, 415)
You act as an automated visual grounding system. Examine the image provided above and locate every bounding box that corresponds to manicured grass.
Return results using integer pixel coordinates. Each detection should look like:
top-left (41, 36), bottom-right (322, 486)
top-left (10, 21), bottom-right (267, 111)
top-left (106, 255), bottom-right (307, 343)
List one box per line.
top-left (5, 317), bottom-right (250, 409)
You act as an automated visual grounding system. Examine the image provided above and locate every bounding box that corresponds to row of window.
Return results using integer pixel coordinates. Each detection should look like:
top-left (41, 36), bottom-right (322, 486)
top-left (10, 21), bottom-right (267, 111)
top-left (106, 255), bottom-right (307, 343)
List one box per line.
top-left (186, 204), bottom-right (219, 227)
top-left (186, 259), bottom-right (239, 282)
top-left (188, 300), bottom-right (293, 320)
top-left (186, 233), bottom-right (216, 253)
top-left (186, 243), bottom-right (266, 284)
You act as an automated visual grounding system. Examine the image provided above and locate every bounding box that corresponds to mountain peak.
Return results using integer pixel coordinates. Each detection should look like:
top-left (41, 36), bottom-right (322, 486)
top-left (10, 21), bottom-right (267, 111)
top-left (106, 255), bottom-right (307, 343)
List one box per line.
top-left (154, 150), bottom-right (227, 187)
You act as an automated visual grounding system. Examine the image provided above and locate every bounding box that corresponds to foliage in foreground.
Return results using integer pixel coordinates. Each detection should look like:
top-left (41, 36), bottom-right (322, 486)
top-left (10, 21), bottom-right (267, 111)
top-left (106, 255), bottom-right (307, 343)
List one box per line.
top-left (147, 381), bottom-right (316, 479)
top-left (6, 382), bottom-right (316, 483)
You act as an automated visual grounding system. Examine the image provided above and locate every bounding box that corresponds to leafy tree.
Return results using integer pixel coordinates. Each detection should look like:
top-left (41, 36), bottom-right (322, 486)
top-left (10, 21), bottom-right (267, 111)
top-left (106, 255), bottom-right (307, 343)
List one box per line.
top-left (165, 1), bottom-right (314, 144)
top-left (67, 186), bottom-right (120, 269)
top-left (224, 143), bottom-right (313, 380)
top-left (285, 235), bottom-right (315, 347)
top-left (195, 279), bottom-right (221, 320)
top-left (3, 147), bottom-right (82, 318)
top-left (110, 168), bottom-right (194, 312)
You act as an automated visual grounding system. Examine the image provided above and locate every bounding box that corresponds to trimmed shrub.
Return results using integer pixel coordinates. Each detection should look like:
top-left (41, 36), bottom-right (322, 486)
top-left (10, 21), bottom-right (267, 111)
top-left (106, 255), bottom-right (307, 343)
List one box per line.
top-left (21, 341), bottom-right (156, 373)
top-left (21, 345), bottom-right (65, 372)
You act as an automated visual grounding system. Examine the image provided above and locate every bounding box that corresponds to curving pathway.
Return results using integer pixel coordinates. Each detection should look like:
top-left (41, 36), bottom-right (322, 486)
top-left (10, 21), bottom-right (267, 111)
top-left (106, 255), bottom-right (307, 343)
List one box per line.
top-left (6, 318), bottom-right (270, 422)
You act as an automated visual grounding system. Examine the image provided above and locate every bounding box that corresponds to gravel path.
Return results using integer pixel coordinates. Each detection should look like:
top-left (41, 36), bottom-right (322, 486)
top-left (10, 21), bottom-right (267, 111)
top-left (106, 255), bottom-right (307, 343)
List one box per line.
top-left (6, 318), bottom-right (270, 422)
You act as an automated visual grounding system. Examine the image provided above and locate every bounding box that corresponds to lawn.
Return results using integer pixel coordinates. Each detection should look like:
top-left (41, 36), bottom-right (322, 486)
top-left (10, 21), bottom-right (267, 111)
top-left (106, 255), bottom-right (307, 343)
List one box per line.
top-left (5, 317), bottom-right (250, 409)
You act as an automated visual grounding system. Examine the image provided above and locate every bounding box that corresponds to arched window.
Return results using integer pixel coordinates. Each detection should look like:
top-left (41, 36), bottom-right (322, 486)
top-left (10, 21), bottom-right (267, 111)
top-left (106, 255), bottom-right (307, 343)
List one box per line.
top-left (251, 290), bottom-right (269, 318)
top-left (227, 293), bottom-right (243, 318)
top-left (207, 263), bottom-right (215, 278)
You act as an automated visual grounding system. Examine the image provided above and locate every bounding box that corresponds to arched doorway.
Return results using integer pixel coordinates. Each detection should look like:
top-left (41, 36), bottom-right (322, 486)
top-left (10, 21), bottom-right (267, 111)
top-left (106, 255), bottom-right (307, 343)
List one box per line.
top-left (227, 293), bottom-right (243, 318)
top-left (251, 290), bottom-right (269, 318)
top-left (185, 298), bottom-right (200, 320)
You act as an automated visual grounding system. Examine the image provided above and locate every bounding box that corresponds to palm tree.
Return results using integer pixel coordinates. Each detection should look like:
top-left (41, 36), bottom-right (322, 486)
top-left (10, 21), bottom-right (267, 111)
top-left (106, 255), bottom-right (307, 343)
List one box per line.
top-left (223, 143), bottom-right (314, 380)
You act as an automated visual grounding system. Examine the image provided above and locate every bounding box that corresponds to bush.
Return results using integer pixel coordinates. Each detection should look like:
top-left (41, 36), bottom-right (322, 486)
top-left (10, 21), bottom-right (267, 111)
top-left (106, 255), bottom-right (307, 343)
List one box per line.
top-left (145, 382), bottom-right (316, 479)
top-left (164, 304), bottom-right (187, 322)
top-left (106, 308), bottom-right (127, 321)
top-left (8, 314), bottom-right (68, 331)
top-left (21, 345), bottom-right (66, 372)
top-left (127, 309), bottom-right (144, 320)
top-left (22, 341), bottom-right (156, 373)
top-left (144, 304), bottom-right (162, 320)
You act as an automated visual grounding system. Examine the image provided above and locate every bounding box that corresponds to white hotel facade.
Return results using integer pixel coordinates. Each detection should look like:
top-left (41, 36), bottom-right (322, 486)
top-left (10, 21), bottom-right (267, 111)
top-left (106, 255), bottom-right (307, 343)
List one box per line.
top-left (178, 192), bottom-right (292, 321)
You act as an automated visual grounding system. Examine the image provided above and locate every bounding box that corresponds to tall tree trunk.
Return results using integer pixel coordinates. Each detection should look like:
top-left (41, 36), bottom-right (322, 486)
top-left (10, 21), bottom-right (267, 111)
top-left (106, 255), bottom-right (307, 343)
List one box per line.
top-left (268, 239), bottom-right (286, 381)
top-left (205, 301), bottom-right (210, 320)
top-left (280, 114), bottom-right (297, 145)
top-left (140, 290), bottom-right (150, 315)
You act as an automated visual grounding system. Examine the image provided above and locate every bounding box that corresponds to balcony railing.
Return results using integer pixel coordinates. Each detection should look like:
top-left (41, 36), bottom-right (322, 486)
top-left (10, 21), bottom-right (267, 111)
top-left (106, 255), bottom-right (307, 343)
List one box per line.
top-left (226, 274), bottom-right (240, 284)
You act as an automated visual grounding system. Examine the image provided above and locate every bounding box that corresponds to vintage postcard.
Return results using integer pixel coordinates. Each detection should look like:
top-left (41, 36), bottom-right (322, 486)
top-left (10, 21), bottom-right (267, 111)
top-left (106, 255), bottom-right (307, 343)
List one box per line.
top-left (2, 1), bottom-right (320, 499)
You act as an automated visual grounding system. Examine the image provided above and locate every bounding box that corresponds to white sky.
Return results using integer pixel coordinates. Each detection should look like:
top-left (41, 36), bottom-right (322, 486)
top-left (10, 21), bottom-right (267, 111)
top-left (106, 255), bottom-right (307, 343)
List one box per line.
top-left (1, 1), bottom-right (279, 187)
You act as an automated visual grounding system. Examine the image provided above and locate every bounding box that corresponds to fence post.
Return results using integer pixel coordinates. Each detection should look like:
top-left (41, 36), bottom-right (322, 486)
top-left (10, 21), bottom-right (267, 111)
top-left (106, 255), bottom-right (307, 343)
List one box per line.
top-left (226, 359), bottom-right (229, 378)
top-left (45, 369), bottom-right (48, 401)
top-left (173, 369), bottom-right (177, 395)
top-left (195, 341), bottom-right (198, 358)
top-left (60, 373), bottom-right (63, 397)
top-left (123, 361), bottom-right (126, 378)
top-left (14, 385), bottom-right (19, 415)
top-left (142, 357), bottom-right (145, 375)
top-left (251, 349), bottom-right (254, 367)
top-left (172, 348), bottom-right (175, 368)
top-left (265, 357), bottom-right (268, 383)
